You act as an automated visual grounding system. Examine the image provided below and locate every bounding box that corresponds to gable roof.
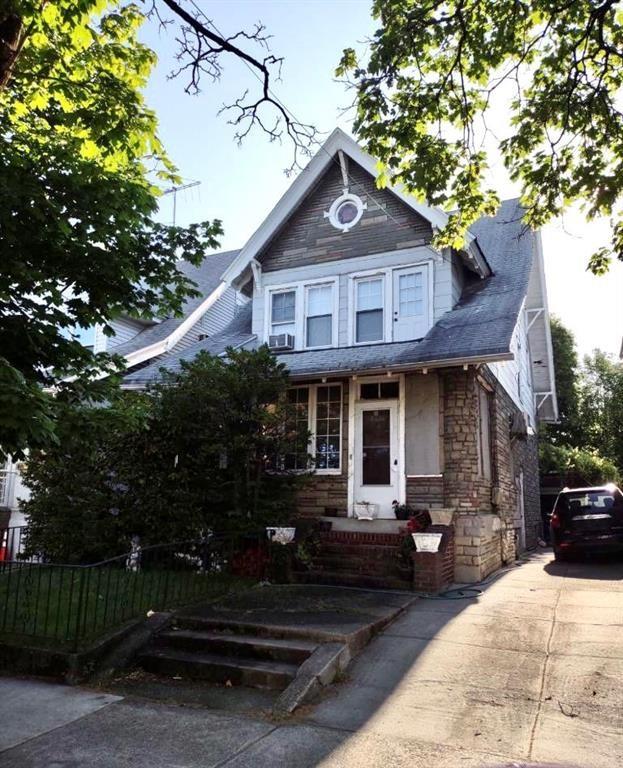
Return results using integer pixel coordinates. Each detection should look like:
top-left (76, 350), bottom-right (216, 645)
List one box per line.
top-left (111, 249), bottom-right (239, 367)
top-left (122, 302), bottom-right (254, 387)
top-left (221, 128), bottom-right (490, 288)
top-left (121, 198), bottom-right (535, 387)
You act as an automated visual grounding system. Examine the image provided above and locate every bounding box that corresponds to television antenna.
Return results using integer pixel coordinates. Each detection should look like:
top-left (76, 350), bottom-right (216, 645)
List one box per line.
top-left (162, 180), bottom-right (201, 225)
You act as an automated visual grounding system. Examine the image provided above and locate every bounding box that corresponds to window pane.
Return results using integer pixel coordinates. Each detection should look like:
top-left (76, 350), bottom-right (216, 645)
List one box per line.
top-left (356, 278), bottom-right (383, 311)
top-left (360, 383), bottom-right (379, 400)
top-left (356, 309), bottom-right (383, 343)
top-left (362, 409), bottom-right (391, 485)
top-left (398, 272), bottom-right (423, 317)
top-left (271, 322), bottom-right (295, 337)
top-left (315, 384), bottom-right (341, 471)
top-left (380, 381), bottom-right (399, 399)
top-left (272, 291), bottom-right (295, 323)
top-left (307, 315), bottom-right (332, 346)
top-left (307, 285), bottom-right (332, 316)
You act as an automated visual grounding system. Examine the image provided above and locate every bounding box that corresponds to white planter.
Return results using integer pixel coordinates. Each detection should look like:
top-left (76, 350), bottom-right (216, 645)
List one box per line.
top-left (266, 527), bottom-right (296, 545)
top-left (354, 503), bottom-right (379, 520)
top-left (429, 509), bottom-right (455, 527)
top-left (412, 532), bottom-right (444, 553)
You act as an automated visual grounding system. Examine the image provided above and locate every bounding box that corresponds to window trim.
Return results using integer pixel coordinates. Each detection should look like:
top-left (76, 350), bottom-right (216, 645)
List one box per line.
top-left (284, 383), bottom-right (343, 475)
top-left (269, 287), bottom-right (297, 337)
top-left (304, 282), bottom-right (336, 350)
top-left (264, 278), bottom-right (338, 351)
top-left (348, 263), bottom-right (431, 346)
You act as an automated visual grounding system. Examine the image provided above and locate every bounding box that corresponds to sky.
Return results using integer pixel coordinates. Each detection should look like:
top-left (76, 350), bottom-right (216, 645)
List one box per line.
top-left (140, 0), bottom-right (623, 359)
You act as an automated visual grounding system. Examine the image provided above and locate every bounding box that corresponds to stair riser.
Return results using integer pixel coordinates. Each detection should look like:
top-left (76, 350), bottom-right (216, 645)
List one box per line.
top-left (310, 557), bottom-right (405, 576)
top-left (295, 571), bottom-right (412, 591)
top-left (317, 544), bottom-right (402, 558)
top-left (139, 653), bottom-right (294, 691)
top-left (154, 634), bottom-right (312, 664)
top-left (175, 616), bottom-right (317, 642)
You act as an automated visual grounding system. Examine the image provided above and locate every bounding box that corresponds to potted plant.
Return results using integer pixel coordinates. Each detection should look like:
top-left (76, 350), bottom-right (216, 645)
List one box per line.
top-left (392, 501), bottom-right (412, 521)
top-left (354, 501), bottom-right (378, 520)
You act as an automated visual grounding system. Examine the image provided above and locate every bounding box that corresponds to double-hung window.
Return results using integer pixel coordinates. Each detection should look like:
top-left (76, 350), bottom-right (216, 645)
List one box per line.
top-left (305, 283), bottom-right (333, 348)
top-left (271, 290), bottom-right (296, 337)
top-left (355, 276), bottom-right (384, 343)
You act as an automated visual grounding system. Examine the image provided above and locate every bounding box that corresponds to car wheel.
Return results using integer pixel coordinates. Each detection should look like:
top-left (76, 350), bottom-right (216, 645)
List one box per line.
top-left (554, 548), bottom-right (568, 562)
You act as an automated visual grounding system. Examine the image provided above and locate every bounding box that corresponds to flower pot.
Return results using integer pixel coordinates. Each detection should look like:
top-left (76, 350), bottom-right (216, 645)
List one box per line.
top-left (354, 503), bottom-right (379, 520)
top-left (266, 526), bottom-right (296, 545)
top-left (412, 532), bottom-right (444, 552)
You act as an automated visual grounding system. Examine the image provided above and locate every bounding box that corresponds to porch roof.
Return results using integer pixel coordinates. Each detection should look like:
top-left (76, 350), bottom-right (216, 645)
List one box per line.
top-left (122, 198), bottom-right (532, 386)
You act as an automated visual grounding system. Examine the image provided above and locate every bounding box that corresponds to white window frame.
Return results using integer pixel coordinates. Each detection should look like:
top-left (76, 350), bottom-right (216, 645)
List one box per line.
top-left (304, 282), bottom-right (337, 349)
top-left (348, 262), bottom-right (431, 345)
top-left (285, 382), bottom-right (343, 475)
top-left (264, 278), bottom-right (338, 350)
top-left (269, 287), bottom-right (297, 338)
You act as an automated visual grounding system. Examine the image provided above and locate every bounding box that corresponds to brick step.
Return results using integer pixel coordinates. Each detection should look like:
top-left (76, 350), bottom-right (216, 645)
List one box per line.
top-left (294, 569), bottom-right (412, 592)
top-left (310, 555), bottom-right (405, 576)
top-left (315, 542), bottom-right (403, 558)
top-left (139, 646), bottom-right (298, 691)
top-left (320, 531), bottom-right (403, 547)
top-left (155, 629), bottom-right (316, 665)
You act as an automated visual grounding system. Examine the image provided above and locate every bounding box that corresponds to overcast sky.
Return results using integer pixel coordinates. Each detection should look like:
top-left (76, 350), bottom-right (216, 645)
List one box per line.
top-left (141, 0), bottom-right (623, 359)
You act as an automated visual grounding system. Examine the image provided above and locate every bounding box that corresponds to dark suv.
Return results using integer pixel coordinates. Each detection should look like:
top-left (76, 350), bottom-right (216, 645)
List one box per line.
top-left (550, 485), bottom-right (623, 561)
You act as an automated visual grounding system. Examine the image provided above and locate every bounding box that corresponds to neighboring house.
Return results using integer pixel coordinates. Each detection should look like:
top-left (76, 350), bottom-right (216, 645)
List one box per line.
top-left (122, 128), bottom-right (557, 583)
top-left (0, 250), bottom-right (245, 529)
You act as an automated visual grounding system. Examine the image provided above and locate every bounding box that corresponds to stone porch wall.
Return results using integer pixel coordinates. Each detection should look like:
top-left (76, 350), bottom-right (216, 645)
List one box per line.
top-left (406, 475), bottom-right (444, 509)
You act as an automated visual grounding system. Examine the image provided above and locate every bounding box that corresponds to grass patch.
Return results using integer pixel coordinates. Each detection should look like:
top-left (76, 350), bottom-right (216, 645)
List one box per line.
top-left (0, 563), bottom-right (249, 650)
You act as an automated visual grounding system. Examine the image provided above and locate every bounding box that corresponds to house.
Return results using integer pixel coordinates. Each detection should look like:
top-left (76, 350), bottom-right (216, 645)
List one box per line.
top-left (0, 250), bottom-right (245, 530)
top-left (122, 128), bottom-right (557, 583)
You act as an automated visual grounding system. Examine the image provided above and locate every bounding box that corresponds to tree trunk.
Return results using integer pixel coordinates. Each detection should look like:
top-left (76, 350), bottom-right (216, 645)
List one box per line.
top-left (0, 13), bottom-right (24, 89)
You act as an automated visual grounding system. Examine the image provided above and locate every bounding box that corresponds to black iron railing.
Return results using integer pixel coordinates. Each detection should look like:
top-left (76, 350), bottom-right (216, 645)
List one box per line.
top-left (0, 529), bottom-right (255, 651)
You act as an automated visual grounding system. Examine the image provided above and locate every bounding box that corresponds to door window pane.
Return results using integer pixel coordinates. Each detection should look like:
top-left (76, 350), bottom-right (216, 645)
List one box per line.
top-left (355, 278), bottom-right (384, 343)
top-left (315, 385), bottom-right (341, 470)
top-left (398, 272), bottom-right (423, 317)
top-left (362, 409), bottom-right (391, 485)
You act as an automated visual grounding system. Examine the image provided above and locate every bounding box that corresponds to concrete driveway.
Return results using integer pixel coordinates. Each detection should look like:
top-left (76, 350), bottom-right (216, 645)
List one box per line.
top-left (1, 550), bottom-right (622, 767)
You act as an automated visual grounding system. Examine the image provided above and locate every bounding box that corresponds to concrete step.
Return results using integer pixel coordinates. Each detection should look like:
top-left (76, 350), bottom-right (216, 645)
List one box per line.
top-left (295, 569), bottom-right (412, 592)
top-left (139, 646), bottom-right (298, 690)
top-left (156, 629), bottom-right (316, 664)
top-left (175, 614), bottom-right (327, 642)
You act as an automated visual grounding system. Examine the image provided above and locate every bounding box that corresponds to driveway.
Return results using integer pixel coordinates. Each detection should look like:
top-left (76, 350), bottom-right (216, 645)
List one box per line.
top-left (1, 550), bottom-right (622, 767)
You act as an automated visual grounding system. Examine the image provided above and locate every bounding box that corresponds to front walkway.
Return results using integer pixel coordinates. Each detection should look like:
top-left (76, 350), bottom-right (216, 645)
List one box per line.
top-left (1, 551), bottom-right (622, 767)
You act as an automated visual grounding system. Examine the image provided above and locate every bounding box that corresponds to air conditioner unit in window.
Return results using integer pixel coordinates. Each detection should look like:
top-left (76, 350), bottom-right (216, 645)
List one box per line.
top-left (268, 333), bottom-right (295, 351)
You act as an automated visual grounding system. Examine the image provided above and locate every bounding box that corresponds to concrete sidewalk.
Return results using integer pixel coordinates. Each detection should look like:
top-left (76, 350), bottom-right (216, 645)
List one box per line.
top-left (1, 551), bottom-right (622, 767)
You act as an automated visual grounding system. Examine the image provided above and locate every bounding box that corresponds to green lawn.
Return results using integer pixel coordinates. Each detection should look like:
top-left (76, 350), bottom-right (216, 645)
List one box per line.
top-left (0, 563), bottom-right (248, 650)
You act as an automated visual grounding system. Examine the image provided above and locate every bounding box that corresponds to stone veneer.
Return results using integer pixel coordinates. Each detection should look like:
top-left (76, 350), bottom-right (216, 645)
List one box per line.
top-left (293, 365), bottom-right (541, 584)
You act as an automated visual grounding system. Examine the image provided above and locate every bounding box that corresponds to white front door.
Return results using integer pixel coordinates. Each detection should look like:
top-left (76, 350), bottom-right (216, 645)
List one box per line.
top-left (354, 401), bottom-right (400, 518)
top-left (392, 266), bottom-right (427, 341)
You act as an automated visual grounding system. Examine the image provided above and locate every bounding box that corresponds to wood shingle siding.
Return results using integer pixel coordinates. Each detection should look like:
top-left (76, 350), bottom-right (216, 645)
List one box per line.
top-left (259, 160), bottom-right (433, 272)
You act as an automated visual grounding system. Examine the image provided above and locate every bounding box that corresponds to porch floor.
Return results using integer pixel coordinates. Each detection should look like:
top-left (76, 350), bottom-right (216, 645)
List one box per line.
top-left (320, 517), bottom-right (404, 533)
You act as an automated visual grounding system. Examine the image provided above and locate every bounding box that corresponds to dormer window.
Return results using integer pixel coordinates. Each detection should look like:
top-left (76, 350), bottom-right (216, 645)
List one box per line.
top-left (271, 289), bottom-right (296, 336)
top-left (305, 284), bottom-right (333, 348)
top-left (355, 276), bottom-right (384, 343)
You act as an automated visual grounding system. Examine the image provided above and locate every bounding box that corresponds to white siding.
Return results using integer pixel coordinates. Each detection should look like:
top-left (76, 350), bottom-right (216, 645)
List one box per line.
top-left (489, 308), bottom-right (537, 425)
top-left (108, 317), bottom-right (147, 348)
top-left (168, 287), bottom-right (244, 354)
top-left (254, 245), bottom-right (439, 348)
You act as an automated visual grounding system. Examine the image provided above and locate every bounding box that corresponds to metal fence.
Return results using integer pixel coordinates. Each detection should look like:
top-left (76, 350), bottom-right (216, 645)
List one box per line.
top-left (0, 529), bottom-right (256, 651)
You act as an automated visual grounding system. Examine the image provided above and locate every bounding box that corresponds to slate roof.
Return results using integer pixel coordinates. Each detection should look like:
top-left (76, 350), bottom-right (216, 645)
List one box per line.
top-left (122, 198), bottom-right (534, 385)
top-left (111, 249), bottom-right (240, 358)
